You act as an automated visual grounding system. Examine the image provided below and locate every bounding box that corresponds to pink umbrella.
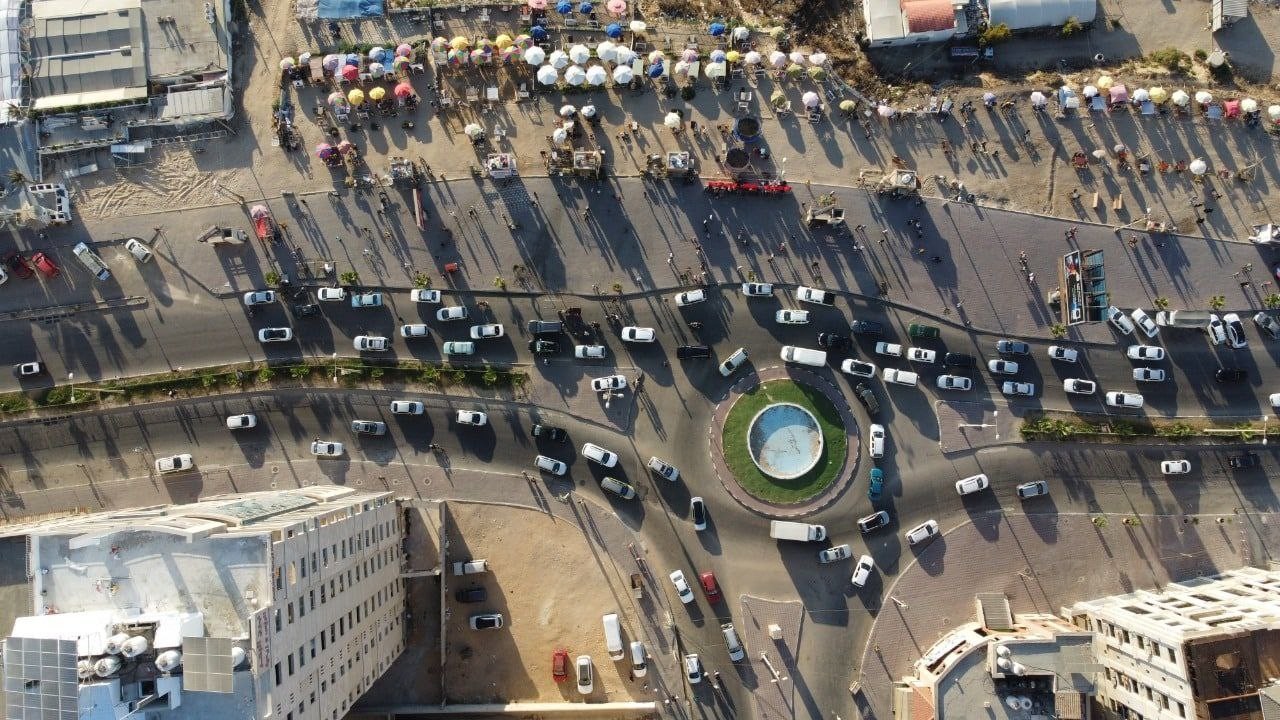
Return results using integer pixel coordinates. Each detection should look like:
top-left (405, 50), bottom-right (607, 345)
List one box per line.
top-left (394, 82), bottom-right (415, 99)
top-left (528, 0), bottom-right (548, 8)
top-left (337, 140), bottom-right (354, 155)
top-left (396, 43), bottom-right (414, 57)
top-left (681, 48), bottom-right (698, 62)
top-left (606, 0), bottom-right (626, 13)
top-left (341, 65), bottom-right (359, 81)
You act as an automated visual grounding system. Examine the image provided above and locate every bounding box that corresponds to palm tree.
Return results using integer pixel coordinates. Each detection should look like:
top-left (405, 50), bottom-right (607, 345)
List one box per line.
top-left (1153, 296), bottom-right (1170, 310)
top-left (6, 169), bottom-right (27, 188)
top-left (1208, 295), bottom-right (1226, 311)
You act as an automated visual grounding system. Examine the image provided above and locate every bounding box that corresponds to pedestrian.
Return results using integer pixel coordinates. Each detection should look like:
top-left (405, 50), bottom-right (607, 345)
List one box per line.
top-left (702, 218), bottom-right (709, 229)
top-left (768, 253), bottom-right (776, 262)
top-left (1028, 272), bottom-right (1036, 283)
top-left (991, 149), bottom-right (1000, 159)
top-left (932, 255), bottom-right (942, 264)
top-left (667, 251), bottom-right (674, 263)
top-left (1204, 207), bottom-right (1214, 214)
top-left (980, 140), bottom-right (988, 153)
top-left (880, 229), bottom-right (889, 243)
top-left (855, 224), bottom-right (866, 231)
top-left (1023, 129), bottom-right (1031, 141)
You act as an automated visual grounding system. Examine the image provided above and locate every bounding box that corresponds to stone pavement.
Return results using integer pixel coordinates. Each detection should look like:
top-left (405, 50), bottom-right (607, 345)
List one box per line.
top-left (852, 511), bottom-right (1280, 719)
top-left (739, 595), bottom-right (805, 720)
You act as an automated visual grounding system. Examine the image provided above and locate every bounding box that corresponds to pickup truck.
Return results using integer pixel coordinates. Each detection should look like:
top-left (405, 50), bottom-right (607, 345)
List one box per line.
top-left (769, 520), bottom-right (827, 542)
top-left (795, 286), bottom-right (836, 306)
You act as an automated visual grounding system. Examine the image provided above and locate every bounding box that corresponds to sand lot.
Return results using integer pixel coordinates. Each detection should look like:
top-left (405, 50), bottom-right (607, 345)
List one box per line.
top-left (442, 501), bottom-right (652, 703)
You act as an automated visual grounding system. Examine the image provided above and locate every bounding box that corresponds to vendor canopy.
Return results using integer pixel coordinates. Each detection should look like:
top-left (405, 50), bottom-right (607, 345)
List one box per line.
top-left (988, 0), bottom-right (1096, 30)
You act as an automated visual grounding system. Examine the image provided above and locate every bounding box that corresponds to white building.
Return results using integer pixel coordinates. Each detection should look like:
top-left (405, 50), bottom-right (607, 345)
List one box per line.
top-left (862, 0), bottom-right (967, 46)
top-left (1, 486), bottom-right (406, 720)
top-left (987, 0), bottom-right (1098, 30)
top-left (1064, 566), bottom-right (1280, 720)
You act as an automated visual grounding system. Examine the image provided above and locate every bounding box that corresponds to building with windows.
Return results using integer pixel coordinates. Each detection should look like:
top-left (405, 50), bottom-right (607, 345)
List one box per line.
top-left (1, 486), bottom-right (405, 720)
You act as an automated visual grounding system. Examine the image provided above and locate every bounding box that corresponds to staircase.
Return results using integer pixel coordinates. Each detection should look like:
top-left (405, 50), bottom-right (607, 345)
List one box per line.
top-left (976, 592), bottom-right (1014, 631)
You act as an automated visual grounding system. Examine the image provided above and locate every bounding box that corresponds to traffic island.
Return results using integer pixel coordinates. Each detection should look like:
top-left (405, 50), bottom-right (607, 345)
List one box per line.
top-left (711, 368), bottom-right (858, 515)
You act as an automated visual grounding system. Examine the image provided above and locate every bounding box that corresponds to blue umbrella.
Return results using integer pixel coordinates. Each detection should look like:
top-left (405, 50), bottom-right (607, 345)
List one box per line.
top-left (345, 53), bottom-right (361, 65)
top-left (708, 22), bottom-right (726, 36)
top-left (531, 25), bottom-right (548, 40)
top-left (556, 0), bottom-right (572, 12)
top-left (605, 23), bottom-right (623, 38)
top-left (578, 1), bottom-right (593, 11)
top-left (647, 63), bottom-right (663, 78)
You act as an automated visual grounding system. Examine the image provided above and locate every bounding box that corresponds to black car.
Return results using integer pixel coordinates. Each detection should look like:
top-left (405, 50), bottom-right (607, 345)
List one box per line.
top-left (455, 586), bottom-right (487, 603)
top-left (1228, 453), bottom-right (1261, 469)
top-left (528, 339), bottom-right (560, 354)
top-left (855, 383), bottom-right (880, 414)
top-left (293, 302), bottom-right (320, 318)
top-left (849, 320), bottom-right (884, 336)
top-left (676, 344), bottom-right (711, 359)
top-left (3, 251), bottom-right (32, 279)
top-left (943, 352), bottom-right (976, 369)
top-left (817, 332), bottom-right (847, 349)
top-left (531, 423), bottom-right (567, 442)
top-left (1215, 368), bottom-right (1247, 383)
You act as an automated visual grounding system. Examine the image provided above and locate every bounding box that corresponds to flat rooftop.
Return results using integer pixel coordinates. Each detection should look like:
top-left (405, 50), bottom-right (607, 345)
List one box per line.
top-left (938, 634), bottom-right (1096, 720)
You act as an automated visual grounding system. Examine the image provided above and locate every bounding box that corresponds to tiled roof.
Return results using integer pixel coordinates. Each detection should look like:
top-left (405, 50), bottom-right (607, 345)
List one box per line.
top-left (903, 0), bottom-right (955, 32)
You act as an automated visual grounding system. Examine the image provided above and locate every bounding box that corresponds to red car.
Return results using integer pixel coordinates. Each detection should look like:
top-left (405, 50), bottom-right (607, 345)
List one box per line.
top-left (30, 252), bottom-right (59, 278)
top-left (551, 649), bottom-right (569, 683)
top-left (3, 251), bottom-right (32, 279)
top-left (699, 571), bottom-right (722, 604)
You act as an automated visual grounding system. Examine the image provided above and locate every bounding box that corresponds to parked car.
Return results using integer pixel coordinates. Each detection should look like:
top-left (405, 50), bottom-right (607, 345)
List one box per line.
top-left (257, 327), bottom-right (293, 343)
top-left (621, 326), bottom-right (656, 342)
top-left (535, 455), bottom-right (568, 476)
top-left (1106, 391), bottom-right (1144, 408)
top-left (1253, 312), bottom-right (1280, 340)
top-left (818, 544), bottom-right (852, 564)
top-left (676, 344), bottom-right (711, 360)
top-left (351, 420), bottom-right (387, 435)
top-left (581, 443), bottom-right (618, 467)
top-left (841, 359), bottom-right (877, 378)
top-left (850, 319), bottom-right (885, 336)
top-left (575, 344), bottom-right (607, 359)
top-left (243, 290), bottom-right (276, 306)
top-left (776, 309), bottom-right (810, 324)
top-left (719, 348), bottom-right (749, 376)
top-left (1223, 313), bottom-right (1248, 349)
top-left (943, 352), bottom-right (976, 369)
top-left (532, 423), bottom-right (567, 442)
top-left (552, 649), bottom-right (569, 683)
top-left (1126, 345), bottom-right (1166, 361)
top-left (795, 286), bottom-right (835, 306)
top-left (442, 341), bottom-right (475, 356)
top-left (575, 656), bottom-right (593, 695)
top-left (905, 520), bottom-right (940, 546)
top-left (690, 497), bottom-right (707, 531)
top-left (410, 288), bottom-right (442, 303)
top-left (1001, 381), bottom-right (1035, 397)
top-left (2, 251), bottom-right (31, 279)
top-left (124, 238), bottom-right (154, 264)
top-left (527, 319), bottom-right (563, 335)
top-left (470, 323), bottom-right (505, 340)
top-left (154, 453), bottom-right (194, 473)
top-left (1064, 378), bottom-right (1097, 395)
top-left (400, 324), bottom-right (431, 339)
top-left (1133, 368), bottom-right (1166, 382)
top-left (591, 374), bottom-right (627, 392)
top-left (11, 361), bottom-right (43, 378)
top-left (741, 282), bottom-right (774, 296)
top-left (956, 474), bottom-right (990, 495)
top-left (817, 332), bottom-right (847, 349)
top-left (1016, 480), bottom-right (1049, 499)
top-left (390, 400), bottom-right (424, 415)
top-left (868, 424), bottom-right (885, 459)
top-left (684, 654), bottom-right (703, 684)
top-left (996, 339), bottom-right (1031, 355)
top-left (529, 339), bottom-right (560, 354)
top-left (1047, 345), bottom-right (1078, 362)
top-left (907, 347), bottom-right (936, 363)
top-left (874, 342), bottom-right (903, 357)
top-left (226, 413), bottom-right (257, 430)
top-left (674, 289), bottom-right (706, 306)
top-left (699, 571), bottom-right (723, 603)
top-left (311, 440), bottom-right (344, 457)
top-left (437, 306), bottom-right (470, 321)
top-left (350, 291), bottom-right (383, 308)
top-left (1215, 367), bottom-right (1247, 383)
top-left (988, 359), bottom-right (1019, 375)
top-left (600, 477), bottom-right (635, 502)
top-left (1207, 314), bottom-right (1227, 345)
top-left (30, 252), bottom-right (59, 278)
top-left (936, 374), bottom-right (972, 391)
top-left (648, 457), bottom-right (679, 481)
top-left (456, 410), bottom-right (488, 426)
top-left (883, 368), bottom-right (918, 387)
top-left (1106, 305), bottom-right (1135, 335)
top-left (1161, 460), bottom-right (1191, 475)
top-left (669, 570), bottom-right (695, 604)
top-left (292, 302), bottom-right (320, 318)
top-left (455, 586), bottom-right (487, 603)
top-left (1228, 453), bottom-right (1261, 469)
top-left (1130, 308), bottom-right (1159, 338)
top-left (867, 467), bottom-right (885, 500)
top-left (855, 383), bottom-right (880, 414)
top-left (908, 323), bottom-right (940, 340)
top-left (317, 287), bottom-right (346, 302)
top-left (469, 613), bottom-right (504, 630)
top-left (851, 555), bottom-right (875, 588)
top-left (858, 510), bottom-right (890, 534)
top-left (353, 335), bottom-right (389, 352)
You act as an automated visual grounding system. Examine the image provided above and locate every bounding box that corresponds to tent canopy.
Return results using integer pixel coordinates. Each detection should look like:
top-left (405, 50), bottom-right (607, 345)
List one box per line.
top-left (988, 0), bottom-right (1096, 30)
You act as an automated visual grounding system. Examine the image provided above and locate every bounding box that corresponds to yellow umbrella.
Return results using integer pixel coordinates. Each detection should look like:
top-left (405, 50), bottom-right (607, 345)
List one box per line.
top-left (347, 88), bottom-right (365, 105)
top-left (450, 36), bottom-right (470, 50)
top-left (1096, 75), bottom-right (1114, 91)
top-left (726, 50), bottom-right (741, 63)
top-left (369, 86), bottom-right (386, 101)
top-left (495, 33), bottom-right (513, 49)
top-left (1148, 86), bottom-right (1168, 103)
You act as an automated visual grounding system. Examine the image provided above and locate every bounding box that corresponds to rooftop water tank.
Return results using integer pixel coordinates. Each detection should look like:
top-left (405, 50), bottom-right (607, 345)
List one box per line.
top-left (105, 633), bottom-right (130, 655)
top-left (231, 646), bottom-right (247, 668)
top-left (94, 657), bottom-right (121, 677)
top-left (121, 636), bottom-right (149, 659)
top-left (77, 660), bottom-right (95, 680)
top-left (154, 650), bottom-right (183, 673)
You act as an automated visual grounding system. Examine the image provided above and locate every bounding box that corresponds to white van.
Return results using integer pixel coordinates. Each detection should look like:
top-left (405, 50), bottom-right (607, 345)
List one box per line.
top-left (602, 613), bottom-right (624, 660)
top-left (629, 641), bottom-right (648, 677)
top-left (780, 345), bottom-right (827, 367)
top-left (882, 368), bottom-right (919, 387)
top-left (72, 242), bottom-right (111, 281)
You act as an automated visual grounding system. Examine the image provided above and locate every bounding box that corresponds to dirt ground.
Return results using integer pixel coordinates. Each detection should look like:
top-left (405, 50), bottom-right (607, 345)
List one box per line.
top-left (441, 501), bottom-right (651, 704)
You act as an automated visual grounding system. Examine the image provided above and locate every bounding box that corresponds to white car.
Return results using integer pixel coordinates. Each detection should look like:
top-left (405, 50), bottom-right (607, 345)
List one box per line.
top-left (621, 326), bottom-right (656, 342)
top-left (905, 520), bottom-right (940, 546)
top-left (955, 473), bottom-right (990, 495)
top-left (600, 477), bottom-right (636, 499)
top-left (669, 570), bottom-right (695, 604)
top-left (226, 413), bottom-right (257, 430)
top-left (874, 342), bottom-right (902, 357)
top-left (353, 335), bottom-right (389, 352)
top-left (310, 440), bottom-right (344, 457)
top-left (1001, 381), bottom-right (1035, 397)
top-left (257, 327), bottom-right (293, 343)
top-left (741, 282), bottom-right (774, 297)
top-left (840, 359), bottom-right (877, 378)
top-left (1207, 314), bottom-right (1227, 345)
top-left (470, 323), bottom-right (505, 340)
top-left (1133, 367), bottom-right (1166, 382)
top-left (400, 324), bottom-right (431, 339)
top-left (1016, 480), bottom-right (1049, 499)
top-left (389, 400), bottom-right (424, 415)
top-left (437, 306), bottom-right (470, 321)
top-left (124, 238), bottom-right (154, 263)
top-left (1106, 391), bottom-right (1144, 409)
top-left (818, 544), bottom-right (852, 564)
top-left (410, 288), bottom-right (442, 303)
top-left (936, 374), bottom-right (972, 391)
top-left (719, 348), bottom-right (749, 377)
top-left (535, 455), bottom-right (567, 476)
top-left (576, 655), bottom-right (593, 695)
top-left (1131, 308), bottom-right (1159, 338)
top-left (1272, 393), bottom-right (1280, 410)
top-left (1064, 378), bottom-right (1097, 395)
top-left (581, 442), bottom-right (618, 467)
top-left (1223, 313), bottom-right (1248, 349)
top-left (988, 359), bottom-right (1019, 375)
top-left (1161, 460), bottom-right (1191, 475)
top-left (1126, 345), bottom-right (1165, 362)
top-left (575, 344), bottom-right (607, 359)
top-left (850, 555), bottom-right (874, 587)
top-left (350, 291), bottom-right (383, 308)
top-left (591, 374), bottom-right (627, 392)
top-left (442, 341), bottom-right (475, 356)
top-left (907, 347), bottom-right (936, 363)
top-left (674, 289), bottom-right (706, 306)
top-left (648, 457), bottom-right (679, 481)
top-left (1253, 312), bottom-right (1280, 340)
top-left (684, 654), bottom-right (703, 684)
top-left (154, 453), bottom-right (194, 473)
top-left (868, 424), bottom-right (885, 459)
top-left (317, 287), bottom-right (346, 302)
top-left (775, 309), bottom-right (810, 324)
top-left (690, 496), bottom-right (707, 531)
top-left (1047, 345), bottom-right (1079, 362)
top-left (456, 410), bottom-right (488, 426)
top-left (243, 290), bottom-right (276, 306)
top-left (883, 368), bottom-right (918, 387)
top-left (1106, 305), bottom-right (1135, 335)
top-left (795, 286), bottom-right (835, 306)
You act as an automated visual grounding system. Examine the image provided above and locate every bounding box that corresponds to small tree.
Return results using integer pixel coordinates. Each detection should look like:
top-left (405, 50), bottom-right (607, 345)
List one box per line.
top-left (493, 276), bottom-right (507, 290)
top-left (340, 270), bottom-right (360, 286)
top-left (1208, 294), bottom-right (1226, 311)
top-left (482, 366), bottom-right (499, 386)
top-left (1153, 296), bottom-right (1170, 310)
top-left (1050, 323), bottom-right (1068, 338)
top-left (978, 23), bottom-right (1012, 46)
top-left (1263, 294), bottom-right (1280, 309)
top-left (6, 169), bottom-right (28, 187)
top-left (265, 270), bottom-right (282, 286)
top-left (413, 272), bottom-right (432, 289)
top-left (1060, 16), bottom-right (1083, 36)
top-left (612, 282), bottom-right (623, 294)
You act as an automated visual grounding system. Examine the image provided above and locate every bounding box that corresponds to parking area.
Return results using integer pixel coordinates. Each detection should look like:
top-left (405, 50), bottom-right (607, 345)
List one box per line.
top-left (442, 501), bottom-right (652, 703)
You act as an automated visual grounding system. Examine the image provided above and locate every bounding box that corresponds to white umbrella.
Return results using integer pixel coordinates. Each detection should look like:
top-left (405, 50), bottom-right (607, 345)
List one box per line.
top-left (674, 60), bottom-right (691, 77)
top-left (585, 65), bottom-right (607, 85)
top-left (552, 127), bottom-right (568, 144)
top-left (569, 44), bottom-right (591, 64)
top-left (1194, 90), bottom-right (1212, 104)
top-left (983, 91), bottom-right (997, 102)
top-left (560, 104), bottom-right (577, 117)
top-left (809, 52), bottom-right (827, 66)
top-left (524, 46), bottom-right (546, 65)
top-left (581, 104), bottom-right (597, 117)
top-left (464, 123), bottom-right (484, 139)
top-left (1240, 98), bottom-right (1258, 113)
top-left (732, 26), bottom-right (750, 41)
top-left (1132, 88), bottom-right (1149, 102)
top-left (1270, 105), bottom-right (1280, 120)
top-left (769, 50), bottom-right (787, 69)
top-left (1083, 85), bottom-right (1098, 98)
top-left (664, 111), bottom-right (681, 129)
top-left (744, 50), bottom-right (762, 65)
top-left (1091, 149), bottom-right (1108, 159)
top-left (612, 64), bottom-right (634, 83)
top-left (1171, 90), bottom-right (1190, 106)
top-left (614, 47), bottom-right (637, 65)
top-left (877, 104), bottom-right (895, 118)
top-left (537, 65), bottom-right (559, 85)
top-left (788, 51), bottom-right (805, 65)
top-left (629, 19), bottom-right (646, 32)
top-left (802, 91), bottom-right (820, 108)
top-left (597, 41), bottom-right (617, 63)
top-left (705, 61), bottom-right (726, 79)
top-left (1188, 158), bottom-right (1208, 175)
top-left (1113, 143), bottom-right (1127, 153)
top-left (1029, 91), bottom-right (1047, 106)
top-left (564, 65), bottom-right (587, 85)
top-left (298, 51), bottom-right (312, 64)
top-left (648, 49), bottom-right (665, 64)
top-left (549, 50), bottom-right (569, 69)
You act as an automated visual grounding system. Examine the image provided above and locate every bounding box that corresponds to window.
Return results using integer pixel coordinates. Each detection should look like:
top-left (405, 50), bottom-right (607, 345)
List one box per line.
top-left (299, 599), bottom-right (306, 618)
top-left (288, 654), bottom-right (295, 676)
top-left (287, 602), bottom-right (294, 624)
top-left (320, 585), bottom-right (326, 605)
top-left (1167, 646), bottom-right (1176, 662)
top-left (299, 702), bottom-right (304, 716)
top-left (298, 645), bottom-right (305, 668)
top-left (323, 548), bottom-right (329, 567)
top-left (321, 633), bottom-right (327, 651)
top-left (275, 609), bottom-right (282, 632)
top-left (274, 662), bottom-right (282, 686)
top-left (275, 567), bottom-right (283, 591)
top-left (309, 590), bottom-right (315, 611)
top-left (311, 638), bottom-right (317, 659)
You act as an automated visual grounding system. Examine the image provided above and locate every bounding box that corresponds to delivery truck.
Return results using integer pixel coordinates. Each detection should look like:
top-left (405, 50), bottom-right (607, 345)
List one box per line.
top-left (769, 520), bottom-right (827, 542)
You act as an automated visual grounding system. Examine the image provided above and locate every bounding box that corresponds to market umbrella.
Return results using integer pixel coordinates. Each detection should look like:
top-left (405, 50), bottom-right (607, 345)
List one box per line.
top-left (1269, 105), bottom-right (1280, 121)
top-left (327, 92), bottom-right (346, 105)
top-left (552, 127), bottom-right (568, 144)
top-left (337, 140), bottom-right (354, 154)
top-left (839, 99), bottom-right (856, 113)
top-left (396, 43), bottom-right (414, 58)
top-left (524, 46), bottom-right (546, 65)
top-left (565, 65), bottom-right (587, 85)
top-left (597, 41), bottom-right (617, 62)
top-left (709, 22), bottom-right (726, 36)
top-left (280, 57), bottom-right (295, 70)
top-left (369, 62), bottom-right (385, 77)
top-left (1171, 90), bottom-right (1190, 106)
top-left (560, 104), bottom-right (577, 117)
top-left (341, 65), bottom-right (359, 81)
top-left (1188, 158), bottom-right (1207, 175)
top-left (726, 50), bottom-right (740, 63)
top-left (664, 111), bottom-right (682, 129)
top-left (1131, 88), bottom-right (1149, 102)
top-left (316, 143), bottom-right (335, 159)
top-left (744, 50), bottom-right (762, 65)
top-left (556, 0), bottom-right (572, 11)
top-left (515, 34), bottom-right (533, 49)
top-left (1113, 143), bottom-right (1126, 153)
top-left (606, 23), bottom-right (623, 38)
top-left (369, 86), bottom-right (386, 101)
top-left (877, 104), bottom-right (895, 118)
top-left (549, 50), bottom-right (570, 69)
top-left (648, 49), bottom-right (665, 63)
top-left (612, 64), bottom-right (634, 83)
top-left (802, 91), bottom-right (820, 108)
top-left (430, 37), bottom-right (448, 52)
top-left (531, 25), bottom-right (548, 40)
top-left (578, 1), bottom-right (593, 12)
top-left (789, 51), bottom-right (805, 65)
top-left (807, 66), bottom-right (826, 81)
top-left (681, 48), bottom-right (698, 62)
top-left (647, 63), bottom-right (663, 78)
top-left (607, 0), bottom-right (626, 13)
top-left (770, 90), bottom-right (786, 108)
top-left (1091, 149), bottom-right (1107, 159)
top-left (347, 88), bottom-right (365, 105)
top-left (785, 63), bottom-right (803, 78)
top-left (1194, 90), bottom-right (1212, 104)
top-left (471, 48), bottom-right (491, 64)
top-left (1029, 91), bottom-right (1047, 106)
top-left (1096, 75), bottom-right (1113, 90)
top-left (393, 55), bottom-right (410, 70)
top-left (345, 53), bottom-right (361, 65)
top-left (769, 50), bottom-right (787, 69)
top-left (705, 61), bottom-right (726, 79)
top-left (585, 65), bottom-right (607, 85)
top-left (982, 91), bottom-right (997, 103)
top-left (299, 52), bottom-right (312, 64)
top-left (448, 49), bottom-right (468, 65)
top-left (394, 82), bottom-right (415, 99)
top-left (733, 25), bottom-right (750, 41)
top-left (1148, 86), bottom-right (1168, 103)
top-left (537, 65), bottom-right (559, 85)
top-left (500, 46), bottom-right (520, 63)
top-left (491, 34), bottom-right (510, 49)
top-left (569, 44), bottom-right (591, 64)
top-left (464, 123), bottom-right (485, 139)
top-left (581, 104), bottom-right (597, 117)
top-left (614, 47), bottom-right (636, 65)
top-left (323, 54), bottom-right (342, 70)
top-left (450, 36), bottom-right (470, 50)
top-left (809, 52), bottom-right (827, 66)
top-left (369, 46), bottom-right (386, 62)
top-left (629, 20), bottom-right (646, 32)
top-left (1241, 98), bottom-right (1258, 113)
top-left (1083, 85), bottom-right (1098, 98)
top-left (674, 60), bottom-right (691, 77)
top-left (710, 49), bottom-right (726, 63)
top-left (528, 0), bottom-right (546, 7)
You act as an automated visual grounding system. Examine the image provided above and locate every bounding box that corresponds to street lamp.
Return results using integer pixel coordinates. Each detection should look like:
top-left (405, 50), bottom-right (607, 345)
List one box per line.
top-left (889, 595), bottom-right (908, 610)
top-left (67, 372), bottom-right (74, 404)
top-left (331, 352), bottom-right (338, 383)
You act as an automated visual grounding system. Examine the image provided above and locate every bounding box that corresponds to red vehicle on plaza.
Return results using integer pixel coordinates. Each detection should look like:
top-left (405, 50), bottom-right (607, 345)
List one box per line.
top-left (551, 649), bottom-right (569, 683)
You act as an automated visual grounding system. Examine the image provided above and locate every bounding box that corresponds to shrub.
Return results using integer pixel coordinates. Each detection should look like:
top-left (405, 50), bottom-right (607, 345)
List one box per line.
top-left (978, 23), bottom-right (1012, 46)
top-left (257, 366), bottom-right (275, 383)
top-left (420, 364), bottom-right (442, 385)
top-left (493, 276), bottom-right (507, 290)
top-left (1148, 47), bottom-right (1190, 72)
top-left (1061, 16), bottom-right (1083, 36)
top-left (414, 272), bottom-right (432, 288)
top-left (340, 270), bottom-right (360, 286)
top-left (1193, 49), bottom-right (1208, 61)
top-left (266, 270), bottom-right (282, 286)
top-left (201, 373), bottom-right (218, 388)
top-left (369, 367), bottom-right (384, 380)
top-left (1153, 296), bottom-right (1170, 310)
top-left (1264, 294), bottom-right (1280, 309)
top-left (1050, 323), bottom-right (1067, 338)
top-left (680, 85), bottom-right (696, 101)
top-left (1208, 295), bottom-right (1226, 310)
top-left (289, 365), bottom-right (311, 379)
top-left (451, 369), bottom-right (466, 385)
top-left (483, 366), bottom-right (499, 386)
top-left (0, 393), bottom-right (29, 413)
top-left (1159, 422), bottom-right (1195, 439)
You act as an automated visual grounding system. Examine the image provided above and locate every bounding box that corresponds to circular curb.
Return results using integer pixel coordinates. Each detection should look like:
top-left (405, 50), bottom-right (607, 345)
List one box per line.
top-left (707, 364), bottom-right (860, 518)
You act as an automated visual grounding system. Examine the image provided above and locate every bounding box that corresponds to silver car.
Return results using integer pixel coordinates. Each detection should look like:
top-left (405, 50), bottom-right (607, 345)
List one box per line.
top-left (350, 420), bottom-right (387, 435)
top-left (905, 520), bottom-right (939, 546)
top-left (575, 344), bottom-right (607, 359)
top-left (591, 374), bottom-right (627, 392)
top-left (818, 544), bottom-right (852, 564)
